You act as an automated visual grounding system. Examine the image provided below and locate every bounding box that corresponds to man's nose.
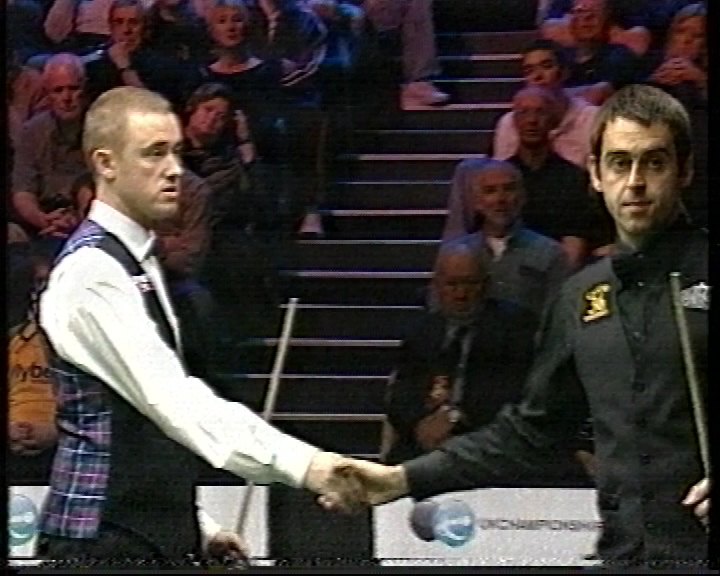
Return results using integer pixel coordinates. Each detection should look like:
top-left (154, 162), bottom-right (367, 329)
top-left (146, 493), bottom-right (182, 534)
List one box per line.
top-left (627, 162), bottom-right (646, 188)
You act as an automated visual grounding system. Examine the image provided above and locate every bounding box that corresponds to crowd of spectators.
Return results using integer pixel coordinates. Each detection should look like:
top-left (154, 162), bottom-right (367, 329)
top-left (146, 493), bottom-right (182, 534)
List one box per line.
top-left (7, 0), bottom-right (707, 493)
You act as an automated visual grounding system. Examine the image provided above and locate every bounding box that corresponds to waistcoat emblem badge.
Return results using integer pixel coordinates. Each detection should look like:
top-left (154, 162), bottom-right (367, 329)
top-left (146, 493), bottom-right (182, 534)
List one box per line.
top-left (582, 283), bottom-right (611, 322)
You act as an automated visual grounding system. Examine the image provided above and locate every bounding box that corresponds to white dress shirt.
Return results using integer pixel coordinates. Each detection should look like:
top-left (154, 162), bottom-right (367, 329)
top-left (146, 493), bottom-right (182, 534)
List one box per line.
top-left (492, 95), bottom-right (598, 169)
top-left (39, 200), bottom-right (319, 543)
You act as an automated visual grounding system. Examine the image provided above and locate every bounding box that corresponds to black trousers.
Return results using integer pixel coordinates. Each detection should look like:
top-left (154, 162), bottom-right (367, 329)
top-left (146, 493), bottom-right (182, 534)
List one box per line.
top-left (37, 524), bottom-right (197, 570)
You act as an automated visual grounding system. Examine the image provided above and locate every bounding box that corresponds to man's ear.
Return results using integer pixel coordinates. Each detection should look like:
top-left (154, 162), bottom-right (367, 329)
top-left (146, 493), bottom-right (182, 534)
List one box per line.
top-left (587, 155), bottom-right (602, 195)
top-left (679, 155), bottom-right (694, 189)
top-left (91, 149), bottom-right (116, 181)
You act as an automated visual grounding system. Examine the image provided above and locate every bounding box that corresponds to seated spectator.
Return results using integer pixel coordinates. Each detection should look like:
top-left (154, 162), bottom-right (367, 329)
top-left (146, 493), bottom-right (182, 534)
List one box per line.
top-left (384, 239), bottom-right (537, 463)
top-left (441, 158), bottom-right (571, 321)
top-left (8, 0), bottom-right (54, 65)
top-left (505, 86), bottom-right (609, 269)
top-left (493, 38), bottom-right (598, 169)
top-left (560, 0), bottom-right (643, 105)
top-left (8, 246), bottom-right (58, 484)
top-left (83, 0), bottom-right (194, 110)
top-left (143, 0), bottom-right (213, 65)
top-left (641, 3), bottom-right (707, 108)
top-left (43, 0), bottom-right (115, 55)
top-left (541, 0), bottom-right (702, 54)
top-left (181, 82), bottom-right (282, 337)
top-left (541, 0), bottom-right (651, 56)
top-left (197, 0), bottom-right (329, 236)
top-left (301, 0), bottom-right (448, 110)
top-left (12, 53), bottom-right (89, 249)
top-left (8, 50), bottom-right (49, 153)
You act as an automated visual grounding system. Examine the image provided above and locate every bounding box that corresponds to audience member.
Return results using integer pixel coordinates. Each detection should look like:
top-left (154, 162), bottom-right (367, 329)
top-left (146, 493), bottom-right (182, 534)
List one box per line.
top-left (143, 0), bottom-right (212, 65)
top-left (11, 53), bottom-right (89, 248)
top-left (43, 0), bottom-right (115, 55)
top-left (9, 50), bottom-right (49, 155)
top-left (8, 0), bottom-right (54, 65)
top-left (639, 3), bottom-right (707, 229)
top-left (384, 239), bottom-right (538, 463)
top-left (83, 0), bottom-right (193, 110)
top-left (505, 86), bottom-right (607, 268)
top-left (301, 0), bottom-right (448, 110)
top-left (441, 159), bottom-right (571, 322)
top-left (493, 38), bottom-right (597, 169)
top-left (561, 0), bottom-right (642, 105)
top-left (641, 3), bottom-right (706, 108)
top-left (541, 0), bottom-right (651, 56)
top-left (198, 0), bottom-right (329, 236)
top-left (8, 243), bottom-right (58, 484)
top-left (541, 0), bottom-right (702, 54)
top-left (181, 82), bottom-right (282, 338)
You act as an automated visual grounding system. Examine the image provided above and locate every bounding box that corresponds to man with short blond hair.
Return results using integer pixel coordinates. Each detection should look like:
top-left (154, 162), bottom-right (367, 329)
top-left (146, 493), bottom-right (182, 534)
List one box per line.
top-left (37, 86), bottom-right (364, 567)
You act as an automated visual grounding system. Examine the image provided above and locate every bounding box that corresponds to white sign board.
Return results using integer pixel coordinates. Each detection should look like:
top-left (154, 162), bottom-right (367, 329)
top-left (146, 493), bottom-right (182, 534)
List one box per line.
top-left (10, 486), bottom-right (602, 566)
top-left (8, 485), bottom-right (269, 562)
top-left (374, 488), bottom-right (602, 566)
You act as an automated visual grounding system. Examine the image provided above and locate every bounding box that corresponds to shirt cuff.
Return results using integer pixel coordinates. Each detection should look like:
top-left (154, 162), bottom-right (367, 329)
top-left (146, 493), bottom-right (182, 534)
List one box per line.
top-left (273, 437), bottom-right (321, 488)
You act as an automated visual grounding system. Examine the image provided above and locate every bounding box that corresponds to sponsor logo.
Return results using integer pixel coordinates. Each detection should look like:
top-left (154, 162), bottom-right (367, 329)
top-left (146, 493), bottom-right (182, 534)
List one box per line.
top-left (433, 500), bottom-right (475, 547)
top-left (9, 494), bottom-right (39, 547)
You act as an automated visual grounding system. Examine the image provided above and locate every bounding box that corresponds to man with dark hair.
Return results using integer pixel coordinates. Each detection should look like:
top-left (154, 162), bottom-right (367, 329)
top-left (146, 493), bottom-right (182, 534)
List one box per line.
top-left (327, 85), bottom-right (710, 568)
top-left (493, 38), bottom-right (598, 169)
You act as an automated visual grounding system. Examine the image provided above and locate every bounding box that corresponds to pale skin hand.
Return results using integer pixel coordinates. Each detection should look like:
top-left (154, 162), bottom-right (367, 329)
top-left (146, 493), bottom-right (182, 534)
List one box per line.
top-left (205, 530), bottom-right (250, 563)
top-left (682, 477), bottom-right (710, 527)
top-left (303, 451), bottom-right (372, 513)
top-left (316, 458), bottom-right (410, 512)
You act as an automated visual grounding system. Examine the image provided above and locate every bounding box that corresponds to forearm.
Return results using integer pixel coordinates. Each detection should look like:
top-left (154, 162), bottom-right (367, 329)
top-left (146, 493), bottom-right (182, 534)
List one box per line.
top-left (13, 191), bottom-right (47, 230)
top-left (42, 250), bottom-right (319, 488)
top-left (44, 0), bottom-right (77, 43)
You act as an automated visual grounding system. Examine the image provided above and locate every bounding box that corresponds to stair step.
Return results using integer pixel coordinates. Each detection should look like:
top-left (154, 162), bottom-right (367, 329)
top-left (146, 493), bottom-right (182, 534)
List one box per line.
top-left (281, 239), bottom-right (440, 271)
top-left (350, 129), bottom-right (493, 155)
top-left (322, 212), bottom-right (446, 240)
top-left (266, 304), bottom-right (424, 338)
top-left (335, 153), bottom-right (483, 180)
top-left (433, 0), bottom-right (539, 32)
top-left (438, 54), bottom-right (523, 78)
top-left (436, 77), bottom-right (524, 104)
top-left (215, 372), bottom-right (389, 414)
top-left (363, 104), bottom-right (510, 130)
top-left (328, 180), bottom-right (449, 210)
top-left (277, 272), bottom-right (431, 305)
top-left (436, 30), bottom-right (539, 55)
top-left (222, 338), bottom-right (400, 375)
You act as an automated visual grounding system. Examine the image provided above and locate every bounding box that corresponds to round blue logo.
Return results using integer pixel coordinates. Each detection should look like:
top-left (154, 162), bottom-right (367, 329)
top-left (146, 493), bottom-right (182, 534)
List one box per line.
top-left (432, 499), bottom-right (475, 547)
top-left (9, 494), bottom-right (39, 547)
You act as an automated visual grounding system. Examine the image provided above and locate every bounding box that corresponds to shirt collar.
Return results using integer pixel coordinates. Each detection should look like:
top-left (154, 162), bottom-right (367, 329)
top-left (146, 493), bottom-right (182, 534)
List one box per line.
top-left (87, 200), bottom-right (157, 263)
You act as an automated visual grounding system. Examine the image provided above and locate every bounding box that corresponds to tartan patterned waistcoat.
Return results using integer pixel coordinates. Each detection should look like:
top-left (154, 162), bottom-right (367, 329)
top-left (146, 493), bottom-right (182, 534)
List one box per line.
top-left (39, 220), bottom-right (201, 559)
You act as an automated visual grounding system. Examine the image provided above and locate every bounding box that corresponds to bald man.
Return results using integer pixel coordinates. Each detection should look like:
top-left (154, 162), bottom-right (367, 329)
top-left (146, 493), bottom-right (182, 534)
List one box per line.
top-left (12, 53), bottom-right (90, 246)
top-left (384, 237), bottom-right (543, 466)
top-left (505, 85), bottom-right (606, 269)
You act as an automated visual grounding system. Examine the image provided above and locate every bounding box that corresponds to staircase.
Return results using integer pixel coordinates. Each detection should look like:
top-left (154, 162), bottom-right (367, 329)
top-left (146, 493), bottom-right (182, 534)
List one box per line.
top-left (203, 3), bottom-right (541, 482)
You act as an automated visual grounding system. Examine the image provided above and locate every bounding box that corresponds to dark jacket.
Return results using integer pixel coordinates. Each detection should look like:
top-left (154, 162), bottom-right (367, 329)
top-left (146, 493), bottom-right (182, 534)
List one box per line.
top-left (403, 220), bottom-right (709, 566)
top-left (385, 299), bottom-right (537, 464)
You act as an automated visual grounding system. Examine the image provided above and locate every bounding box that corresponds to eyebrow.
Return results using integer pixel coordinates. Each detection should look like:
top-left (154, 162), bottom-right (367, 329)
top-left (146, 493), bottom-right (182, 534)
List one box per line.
top-left (604, 147), bottom-right (672, 157)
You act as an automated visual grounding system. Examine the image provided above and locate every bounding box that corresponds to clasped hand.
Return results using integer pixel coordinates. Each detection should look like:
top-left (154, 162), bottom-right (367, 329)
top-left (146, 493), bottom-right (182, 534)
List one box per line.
top-left (306, 452), bottom-right (409, 513)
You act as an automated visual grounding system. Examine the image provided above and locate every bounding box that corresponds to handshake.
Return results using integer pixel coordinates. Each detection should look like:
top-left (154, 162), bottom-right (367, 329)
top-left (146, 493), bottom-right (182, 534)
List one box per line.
top-left (303, 452), bottom-right (410, 513)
